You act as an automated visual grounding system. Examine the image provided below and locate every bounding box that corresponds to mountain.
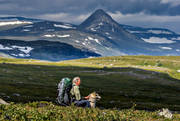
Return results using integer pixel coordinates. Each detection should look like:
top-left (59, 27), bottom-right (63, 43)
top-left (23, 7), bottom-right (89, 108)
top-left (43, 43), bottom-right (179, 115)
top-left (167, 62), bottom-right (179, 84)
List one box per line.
top-left (0, 17), bottom-right (42, 31)
top-left (78, 9), bottom-right (180, 55)
top-left (79, 9), bottom-right (155, 54)
top-left (0, 39), bottom-right (100, 61)
top-left (0, 13), bottom-right (124, 56)
top-left (120, 24), bottom-right (180, 54)
top-left (0, 9), bottom-right (180, 61)
top-left (0, 16), bottom-right (42, 22)
top-left (121, 24), bottom-right (180, 44)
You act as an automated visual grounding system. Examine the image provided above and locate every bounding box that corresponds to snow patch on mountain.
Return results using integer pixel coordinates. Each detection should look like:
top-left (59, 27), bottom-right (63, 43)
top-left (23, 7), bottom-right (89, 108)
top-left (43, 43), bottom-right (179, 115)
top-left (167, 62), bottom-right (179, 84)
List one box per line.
top-left (54, 24), bottom-right (75, 29)
top-left (0, 44), bottom-right (33, 57)
top-left (44, 34), bottom-right (56, 38)
top-left (44, 34), bottom-right (70, 38)
top-left (88, 37), bottom-right (94, 40)
top-left (11, 54), bottom-right (18, 57)
top-left (75, 40), bottom-right (80, 43)
top-left (129, 31), bottom-right (141, 34)
top-left (0, 44), bottom-right (13, 50)
top-left (11, 46), bottom-right (33, 54)
top-left (19, 53), bottom-right (30, 57)
top-left (160, 47), bottom-right (172, 50)
top-left (105, 32), bottom-right (110, 35)
top-left (87, 36), bottom-right (102, 45)
top-left (0, 21), bottom-right (32, 26)
top-left (57, 35), bottom-right (70, 38)
top-left (23, 29), bottom-right (30, 32)
top-left (142, 37), bottom-right (175, 44)
top-left (98, 22), bottom-right (103, 26)
top-left (11, 53), bottom-right (30, 57)
top-left (176, 49), bottom-right (180, 52)
top-left (94, 39), bottom-right (101, 45)
top-left (90, 28), bottom-right (96, 31)
top-left (129, 30), bottom-right (173, 35)
top-left (82, 42), bottom-right (86, 46)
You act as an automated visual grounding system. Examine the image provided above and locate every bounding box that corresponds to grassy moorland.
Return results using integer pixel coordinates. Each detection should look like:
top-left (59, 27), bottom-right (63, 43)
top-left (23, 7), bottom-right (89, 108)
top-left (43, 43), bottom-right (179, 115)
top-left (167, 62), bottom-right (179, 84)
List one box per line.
top-left (0, 56), bottom-right (180, 120)
top-left (1, 56), bottom-right (180, 79)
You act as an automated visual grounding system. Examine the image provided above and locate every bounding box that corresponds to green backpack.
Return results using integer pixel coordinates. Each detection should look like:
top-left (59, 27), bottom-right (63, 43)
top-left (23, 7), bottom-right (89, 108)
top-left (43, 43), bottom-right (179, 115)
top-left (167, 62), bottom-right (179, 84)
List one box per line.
top-left (57, 78), bottom-right (72, 106)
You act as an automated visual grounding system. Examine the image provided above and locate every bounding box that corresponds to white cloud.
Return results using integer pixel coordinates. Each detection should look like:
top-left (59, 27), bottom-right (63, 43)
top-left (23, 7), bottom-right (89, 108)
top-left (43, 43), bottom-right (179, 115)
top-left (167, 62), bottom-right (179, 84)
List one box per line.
top-left (108, 11), bottom-right (180, 33)
top-left (35, 12), bottom-right (90, 24)
top-left (0, 21), bottom-right (32, 26)
top-left (161, 0), bottom-right (180, 7)
top-left (142, 37), bottom-right (175, 44)
top-left (109, 11), bottom-right (180, 23)
top-left (0, 14), bottom-right (16, 17)
top-left (160, 46), bottom-right (172, 50)
top-left (0, 3), bottom-right (19, 11)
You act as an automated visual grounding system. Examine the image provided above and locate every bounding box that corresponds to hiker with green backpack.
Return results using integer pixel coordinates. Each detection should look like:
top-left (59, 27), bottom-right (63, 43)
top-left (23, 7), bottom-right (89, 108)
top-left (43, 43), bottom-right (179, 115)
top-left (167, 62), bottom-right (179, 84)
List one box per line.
top-left (57, 77), bottom-right (90, 107)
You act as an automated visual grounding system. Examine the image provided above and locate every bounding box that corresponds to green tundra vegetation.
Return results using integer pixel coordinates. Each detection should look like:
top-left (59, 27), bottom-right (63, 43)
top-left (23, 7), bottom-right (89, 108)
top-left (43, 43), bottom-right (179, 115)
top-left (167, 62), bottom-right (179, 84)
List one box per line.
top-left (0, 56), bottom-right (180, 120)
top-left (0, 102), bottom-right (180, 121)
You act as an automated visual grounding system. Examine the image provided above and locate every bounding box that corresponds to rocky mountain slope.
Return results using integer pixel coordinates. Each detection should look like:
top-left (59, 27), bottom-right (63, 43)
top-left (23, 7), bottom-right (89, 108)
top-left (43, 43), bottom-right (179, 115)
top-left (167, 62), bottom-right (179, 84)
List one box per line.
top-left (0, 9), bottom-right (180, 61)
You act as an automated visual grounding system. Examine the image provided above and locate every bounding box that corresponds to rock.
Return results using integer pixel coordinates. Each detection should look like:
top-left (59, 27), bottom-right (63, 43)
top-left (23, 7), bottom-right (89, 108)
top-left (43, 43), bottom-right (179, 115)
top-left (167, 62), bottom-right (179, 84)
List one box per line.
top-left (177, 70), bottom-right (180, 73)
top-left (13, 93), bottom-right (20, 97)
top-left (158, 108), bottom-right (173, 119)
top-left (0, 98), bottom-right (9, 105)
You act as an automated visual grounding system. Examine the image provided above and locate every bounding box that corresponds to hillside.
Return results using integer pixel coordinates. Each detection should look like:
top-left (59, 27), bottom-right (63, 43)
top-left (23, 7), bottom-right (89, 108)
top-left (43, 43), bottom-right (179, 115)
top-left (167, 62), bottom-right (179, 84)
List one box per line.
top-left (0, 56), bottom-right (180, 112)
top-left (0, 39), bottom-right (100, 61)
top-left (1, 55), bottom-right (180, 79)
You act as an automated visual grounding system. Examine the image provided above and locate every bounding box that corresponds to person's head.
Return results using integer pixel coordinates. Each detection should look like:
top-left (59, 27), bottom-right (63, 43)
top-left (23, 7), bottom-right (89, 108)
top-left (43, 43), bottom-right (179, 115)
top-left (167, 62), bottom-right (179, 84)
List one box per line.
top-left (73, 77), bottom-right (81, 86)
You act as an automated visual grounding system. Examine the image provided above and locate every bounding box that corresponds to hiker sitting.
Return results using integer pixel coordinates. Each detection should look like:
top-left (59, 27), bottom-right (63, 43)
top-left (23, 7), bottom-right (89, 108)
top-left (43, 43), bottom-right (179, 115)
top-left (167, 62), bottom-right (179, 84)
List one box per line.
top-left (70, 77), bottom-right (90, 108)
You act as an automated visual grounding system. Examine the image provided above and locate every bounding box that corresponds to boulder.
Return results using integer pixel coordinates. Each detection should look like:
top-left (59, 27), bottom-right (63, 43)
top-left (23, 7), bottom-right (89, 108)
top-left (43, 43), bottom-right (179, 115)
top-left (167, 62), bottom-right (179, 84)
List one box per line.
top-left (158, 108), bottom-right (172, 119)
top-left (0, 98), bottom-right (9, 105)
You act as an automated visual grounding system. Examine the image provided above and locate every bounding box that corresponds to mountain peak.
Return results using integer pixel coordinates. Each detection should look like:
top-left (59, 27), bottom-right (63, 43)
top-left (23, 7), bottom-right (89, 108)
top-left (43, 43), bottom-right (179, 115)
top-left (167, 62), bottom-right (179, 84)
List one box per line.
top-left (79, 9), bottom-right (118, 29)
top-left (93, 9), bottom-right (107, 16)
top-left (87, 9), bottom-right (112, 22)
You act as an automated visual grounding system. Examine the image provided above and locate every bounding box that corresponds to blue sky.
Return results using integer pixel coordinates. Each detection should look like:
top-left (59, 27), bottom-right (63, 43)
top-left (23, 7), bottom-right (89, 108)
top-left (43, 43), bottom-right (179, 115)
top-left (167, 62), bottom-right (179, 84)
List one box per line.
top-left (0, 0), bottom-right (180, 33)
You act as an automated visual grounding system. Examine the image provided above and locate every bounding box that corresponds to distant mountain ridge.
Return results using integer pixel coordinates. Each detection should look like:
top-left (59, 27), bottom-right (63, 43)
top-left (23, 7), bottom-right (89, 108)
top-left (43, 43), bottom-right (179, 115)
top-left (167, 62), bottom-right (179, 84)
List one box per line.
top-left (0, 9), bottom-right (180, 61)
top-left (0, 16), bottom-right (42, 22)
